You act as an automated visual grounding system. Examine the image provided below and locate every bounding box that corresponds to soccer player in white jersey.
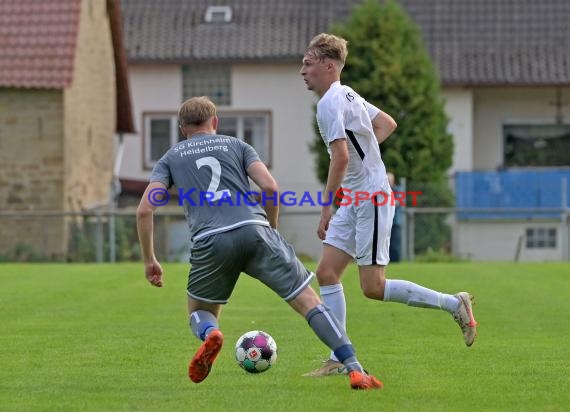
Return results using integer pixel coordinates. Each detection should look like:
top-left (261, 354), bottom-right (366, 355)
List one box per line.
top-left (300, 33), bottom-right (477, 377)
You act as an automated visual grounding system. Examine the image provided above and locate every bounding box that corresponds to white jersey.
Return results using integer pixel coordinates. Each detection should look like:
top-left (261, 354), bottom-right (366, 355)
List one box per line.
top-left (316, 81), bottom-right (391, 194)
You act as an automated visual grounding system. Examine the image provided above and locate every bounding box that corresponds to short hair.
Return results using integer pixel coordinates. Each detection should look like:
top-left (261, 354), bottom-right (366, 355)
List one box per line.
top-left (178, 96), bottom-right (216, 126)
top-left (305, 33), bottom-right (348, 67)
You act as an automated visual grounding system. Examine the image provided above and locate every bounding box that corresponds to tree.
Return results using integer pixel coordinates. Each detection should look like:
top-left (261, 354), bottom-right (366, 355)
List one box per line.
top-left (310, 0), bottom-right (455, 255)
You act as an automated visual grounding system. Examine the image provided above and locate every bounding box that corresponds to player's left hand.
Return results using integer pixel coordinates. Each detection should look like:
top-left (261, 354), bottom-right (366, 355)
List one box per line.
top-left (144, 259), bottom-right (164, 287)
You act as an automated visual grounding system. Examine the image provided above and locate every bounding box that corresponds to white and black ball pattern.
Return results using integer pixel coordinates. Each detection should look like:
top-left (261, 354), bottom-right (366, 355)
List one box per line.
top-left (235, 330), bottom-right (277, 373)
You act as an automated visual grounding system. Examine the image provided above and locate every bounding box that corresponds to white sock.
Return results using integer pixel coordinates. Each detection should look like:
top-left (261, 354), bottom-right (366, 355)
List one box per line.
top-left (384, 279), bottom-right (459, 314)
top-left (320, 283), bottom-right (346, 362)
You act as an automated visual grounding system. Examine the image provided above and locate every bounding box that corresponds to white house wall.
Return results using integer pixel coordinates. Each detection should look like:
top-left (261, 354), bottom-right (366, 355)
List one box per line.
top-left (232, 63), bottom-right (322, 194)
top-left (473, 87), bottom-right (570, 170)
top-left (443, 88), bottom-right (474, 173)
top-left (456, 220), bottom-right (564, 261)
top-left (120, 64), bottom-right (183, 180)
top-left (451, 87), bottom-right (570, 262)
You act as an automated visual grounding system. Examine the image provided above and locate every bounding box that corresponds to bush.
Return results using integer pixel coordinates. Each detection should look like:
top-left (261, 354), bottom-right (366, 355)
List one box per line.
top-left (414, 248), bottom-right (469, 263)
top-left (0, 243), bottom-right (44, 262)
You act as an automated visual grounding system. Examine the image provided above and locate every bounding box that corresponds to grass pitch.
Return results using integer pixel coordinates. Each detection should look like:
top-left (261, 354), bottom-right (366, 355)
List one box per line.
top-left (1, 262), bottom-right (569, 411)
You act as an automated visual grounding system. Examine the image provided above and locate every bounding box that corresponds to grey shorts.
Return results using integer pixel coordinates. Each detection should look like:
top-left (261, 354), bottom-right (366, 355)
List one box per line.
top-left (187, 223), bottom-right (314, 304)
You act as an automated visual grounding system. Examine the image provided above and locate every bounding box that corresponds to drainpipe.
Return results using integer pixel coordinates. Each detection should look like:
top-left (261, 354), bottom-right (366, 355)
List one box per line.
top-left (109, 133), bottom-right (125, 263)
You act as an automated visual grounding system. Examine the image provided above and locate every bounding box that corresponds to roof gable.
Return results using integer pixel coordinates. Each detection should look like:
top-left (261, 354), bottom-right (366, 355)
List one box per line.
top-left (0, 0), bottom-right (80, 88)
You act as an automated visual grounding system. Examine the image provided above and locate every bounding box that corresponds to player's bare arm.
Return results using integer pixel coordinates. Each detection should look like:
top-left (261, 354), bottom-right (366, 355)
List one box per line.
top-left (324, 138), bottom-right (349, 200)
top-left (246, 160), bottom-right (280, 228)
top-left (318, 138), bottom-right (349, 240)
top-left (136, 181), bottom-right (165, 287)
top-left (371, 110), bottom-right (397, 144)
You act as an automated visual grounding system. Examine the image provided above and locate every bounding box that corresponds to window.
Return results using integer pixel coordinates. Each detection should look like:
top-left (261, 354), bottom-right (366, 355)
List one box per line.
top-left (143, 113), bottom-right (184, 168)
top-left (143, 112), bottom-right (271, 168)
top-left (525, 227), bottom-right (557, 249)
top-left (503, 124), bottom-right (570, 167)
top-left (204, 5), bottom-right (232, 23)
top-left (183, 64), bottom-right (231, 106)
top-left (217, 112), bottom-right (271, 164)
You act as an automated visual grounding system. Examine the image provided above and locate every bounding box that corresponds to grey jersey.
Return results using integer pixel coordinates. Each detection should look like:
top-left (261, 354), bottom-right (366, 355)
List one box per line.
top-left (150, 134), bottom-right (269, 241)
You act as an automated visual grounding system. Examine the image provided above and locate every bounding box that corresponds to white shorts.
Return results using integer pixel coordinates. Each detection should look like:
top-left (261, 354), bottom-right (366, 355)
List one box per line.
top-left (324, 196), bottom-right (394, 266)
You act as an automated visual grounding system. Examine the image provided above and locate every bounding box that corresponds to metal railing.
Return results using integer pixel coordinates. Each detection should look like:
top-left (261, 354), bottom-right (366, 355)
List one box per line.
top-left (0, 206), bottom-right (568, 262)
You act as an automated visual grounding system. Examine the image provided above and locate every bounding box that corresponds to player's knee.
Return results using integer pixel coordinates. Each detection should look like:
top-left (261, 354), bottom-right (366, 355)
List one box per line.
top-left (315, 266), bottom-right (341, 285)
top-left (362, 281), bottom-right (386, 300)
top-left (362, 288), bottom-right (383, 300)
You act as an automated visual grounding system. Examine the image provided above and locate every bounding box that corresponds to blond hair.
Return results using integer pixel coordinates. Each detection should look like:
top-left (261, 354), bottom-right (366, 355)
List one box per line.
top-left (305, 33), bottom-right (348, 67)
top-left (178, 96), bottom-right (217, 126)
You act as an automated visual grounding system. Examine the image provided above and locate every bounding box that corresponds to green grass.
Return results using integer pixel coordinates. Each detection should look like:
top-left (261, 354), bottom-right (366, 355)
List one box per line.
top-left (1, 262), bottom-right (569, 411)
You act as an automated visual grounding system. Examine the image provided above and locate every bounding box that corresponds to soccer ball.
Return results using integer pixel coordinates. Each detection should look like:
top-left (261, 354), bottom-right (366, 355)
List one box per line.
top-left (235, 330), bottom-right (277, 373)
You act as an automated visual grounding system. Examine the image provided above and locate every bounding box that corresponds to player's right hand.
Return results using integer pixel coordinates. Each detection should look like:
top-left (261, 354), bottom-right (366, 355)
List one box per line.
top-left (144, 259), bottom-right (164, 287)
top-left (317, 205), bottom-right (333, 240)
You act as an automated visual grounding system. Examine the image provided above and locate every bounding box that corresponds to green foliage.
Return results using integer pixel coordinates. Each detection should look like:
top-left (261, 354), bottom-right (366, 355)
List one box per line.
top-left (407, 179), bottom-right (455, 254)
top-left (0, 243), bottom-right (43, 262)
top-left (67, 215), bottom-right (141, 262)
top-left (414, 248), bottom-right (469, 263)
top-left (111, 216), bottom-right (142, 262)
top-left (68, 217), bottom-right (97, 262)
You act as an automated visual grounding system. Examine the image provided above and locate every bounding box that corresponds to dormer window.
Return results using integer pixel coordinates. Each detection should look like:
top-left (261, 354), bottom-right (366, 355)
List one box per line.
top-left (205, 5), bottom-right (232, 23)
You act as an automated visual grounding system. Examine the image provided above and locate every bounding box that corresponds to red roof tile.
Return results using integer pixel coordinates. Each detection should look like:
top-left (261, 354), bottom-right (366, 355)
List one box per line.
top-left (0, 0), bottom-right (80, 89)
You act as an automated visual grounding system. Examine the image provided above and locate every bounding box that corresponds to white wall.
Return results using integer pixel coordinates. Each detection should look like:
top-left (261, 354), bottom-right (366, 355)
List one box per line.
top-left (443, 88), bottom-right (473, 173)
top-left (232, 63), bottom-right (322, 193)
top-left (120, 64), bottom-right (182, 180)
top-left (456, 220), bottom-right (564, 261)
top-left (123, 62), bottom-right (322, 191)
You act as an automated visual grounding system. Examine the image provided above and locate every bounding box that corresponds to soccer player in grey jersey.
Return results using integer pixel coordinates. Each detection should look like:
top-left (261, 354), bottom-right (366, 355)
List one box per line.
top-left (136, 96), bottom-right (382, 389)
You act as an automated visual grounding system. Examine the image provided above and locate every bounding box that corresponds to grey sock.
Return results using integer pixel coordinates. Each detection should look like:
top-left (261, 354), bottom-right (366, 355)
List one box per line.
top-left (305, 304), bottom-right (363, 372)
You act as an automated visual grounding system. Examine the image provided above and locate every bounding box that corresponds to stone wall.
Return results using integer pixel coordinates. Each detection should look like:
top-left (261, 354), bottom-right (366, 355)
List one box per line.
top-left (0, 90), bottom-right (67, 258)
top-left (64, 0), bottom-right (116, 214)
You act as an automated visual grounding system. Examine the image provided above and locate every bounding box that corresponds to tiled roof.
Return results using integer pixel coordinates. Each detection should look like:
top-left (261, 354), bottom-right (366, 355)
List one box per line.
top-left (402, 0), bottom-right (570, 85)
top-left (122, 0), bottom-right (570, 85)
top-left (122, 0), bottom-right (351, 62)
top-left (0, 0), bottom-right (80, 89)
